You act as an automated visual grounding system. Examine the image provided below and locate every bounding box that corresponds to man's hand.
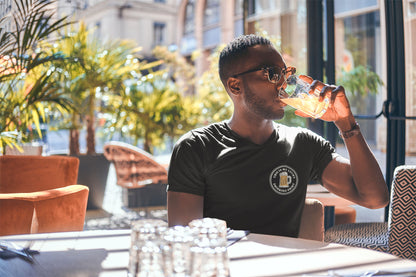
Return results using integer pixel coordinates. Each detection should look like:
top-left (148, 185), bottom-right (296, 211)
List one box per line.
top-left (295, 75), bottom-right (354, 124)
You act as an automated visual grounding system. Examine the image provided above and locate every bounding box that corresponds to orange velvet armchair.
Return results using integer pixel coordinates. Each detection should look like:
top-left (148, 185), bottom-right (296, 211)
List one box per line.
top-left (0, 155), bottom-right (89, 236)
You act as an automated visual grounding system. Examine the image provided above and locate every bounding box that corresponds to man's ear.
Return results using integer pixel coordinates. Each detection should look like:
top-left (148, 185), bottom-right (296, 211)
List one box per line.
top-left (227, 77), bottom-right (241, 96)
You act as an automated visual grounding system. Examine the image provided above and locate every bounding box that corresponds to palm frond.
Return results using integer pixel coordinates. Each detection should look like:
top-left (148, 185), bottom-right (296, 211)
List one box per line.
top-left (1, 0), bottom-right (70, 72)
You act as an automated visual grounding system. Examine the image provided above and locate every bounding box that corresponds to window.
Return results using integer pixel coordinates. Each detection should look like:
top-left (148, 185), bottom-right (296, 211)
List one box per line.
top-left (184, 0), bottom-right (195, 36)
top-left (203, 0), bottom-right (220, 48)
top-left (0, 0), bottom-right (12, 19)
top-left (234, 0), bottom-right (244, 36)
top-left (154, 22), bottom-right (165, 46)
top-left (332, 1), bottom-right (385, 221)
top-left (409, 0), bottom-right (416, 14)
top-left (334, 0), bottom-right (377, 15)
top-left (181, 0), bottom-right (196, 54)
top-left (94, 21), bottom-right (101, 39)
top-left (247, 0), bottom-right (280, 16)
top-left (335, 11), bottom-right (381, 143)
top-left (204, 0), bottom-right (220, 26)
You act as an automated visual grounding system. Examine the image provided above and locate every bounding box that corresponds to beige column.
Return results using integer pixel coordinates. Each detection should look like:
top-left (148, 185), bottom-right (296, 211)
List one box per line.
top-left (221, 0), bottom-right (235, 44)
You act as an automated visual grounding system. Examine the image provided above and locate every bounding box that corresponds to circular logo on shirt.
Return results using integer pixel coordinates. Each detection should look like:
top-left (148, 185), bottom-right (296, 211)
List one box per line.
top-left (269, 165), bottom-right (298, 195)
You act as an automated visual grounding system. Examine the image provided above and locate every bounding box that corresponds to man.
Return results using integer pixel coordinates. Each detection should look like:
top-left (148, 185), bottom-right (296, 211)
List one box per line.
top-left (167, 34), bottom-right (389, 237)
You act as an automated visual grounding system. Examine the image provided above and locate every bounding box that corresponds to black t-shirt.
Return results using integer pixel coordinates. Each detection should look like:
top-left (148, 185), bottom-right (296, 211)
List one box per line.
top-left (167, 121), bottom-right (338, 237)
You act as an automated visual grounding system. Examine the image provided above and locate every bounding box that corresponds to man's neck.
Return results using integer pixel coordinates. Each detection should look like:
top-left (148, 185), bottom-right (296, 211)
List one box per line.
top-left (227, 117), bottom-right (275, 145)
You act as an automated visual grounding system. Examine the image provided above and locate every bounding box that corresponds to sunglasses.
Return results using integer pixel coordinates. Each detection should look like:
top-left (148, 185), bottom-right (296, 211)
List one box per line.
top-left (233, 66), bottom-right (296, 84)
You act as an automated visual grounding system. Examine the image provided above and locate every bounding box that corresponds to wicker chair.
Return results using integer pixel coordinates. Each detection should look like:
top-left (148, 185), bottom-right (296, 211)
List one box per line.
top-left (103, 141), bottom-right (168, 208)
top-left (325, 165), bottom-right (416, 260)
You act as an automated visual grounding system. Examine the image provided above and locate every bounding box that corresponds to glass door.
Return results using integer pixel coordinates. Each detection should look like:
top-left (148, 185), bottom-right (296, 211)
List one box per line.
top-left (333, 0), bottom-right (385, 222)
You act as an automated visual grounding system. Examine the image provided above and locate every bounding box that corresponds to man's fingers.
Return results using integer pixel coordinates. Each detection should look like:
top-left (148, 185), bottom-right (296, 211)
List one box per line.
top-left (330, 85), bottom-right (345, 102)
top-left (298, 75), bottom-right (313, 83)
top-left (320, 85), bottom-right (336, 101)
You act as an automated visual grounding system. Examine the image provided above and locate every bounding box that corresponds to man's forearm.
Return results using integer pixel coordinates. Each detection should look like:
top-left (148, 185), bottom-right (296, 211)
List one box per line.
top-left (336, 118), bottom-right (389, 208)
top-left (167, 191), bottom-right (204, 227)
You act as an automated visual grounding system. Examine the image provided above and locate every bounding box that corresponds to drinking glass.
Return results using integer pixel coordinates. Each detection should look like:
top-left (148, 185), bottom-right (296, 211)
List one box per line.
top-left (163, 225), bottom-right (196, 277)
top-left (190, 234), bottom-right (230, 277)
top-left (280, 75), bottom-right (330, 118)
top-left (128, 219), bottom-right (168, 277)
top-left (189, 218), bottom-right (228, 239)
top-left (189, 218), bottom-right (230, 277)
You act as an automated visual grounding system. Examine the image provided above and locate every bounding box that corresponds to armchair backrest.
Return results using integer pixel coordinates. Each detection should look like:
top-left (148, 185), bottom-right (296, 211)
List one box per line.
top-left (0, 155), bottom-right (79, 193)
top-left (388, 165), bottom-right (416, 260)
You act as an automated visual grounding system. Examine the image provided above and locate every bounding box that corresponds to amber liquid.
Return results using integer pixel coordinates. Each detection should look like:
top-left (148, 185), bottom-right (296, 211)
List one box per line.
top-left (281, 95), bottom-right (329, 118)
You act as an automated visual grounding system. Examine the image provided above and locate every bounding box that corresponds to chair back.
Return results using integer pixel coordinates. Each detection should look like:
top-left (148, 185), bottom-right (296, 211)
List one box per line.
top-left (299, 198), bottom-right (324, 241)
top-left (388, 165), bottom-right (416, 260)
top-left (103, 141), bottom-right (167, 188)
top-left (0, 155), bottom-right (79, 193)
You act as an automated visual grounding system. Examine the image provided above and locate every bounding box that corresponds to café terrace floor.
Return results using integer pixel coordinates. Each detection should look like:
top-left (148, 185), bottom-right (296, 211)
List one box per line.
top-left (83, 143), bottom-right (397, 231)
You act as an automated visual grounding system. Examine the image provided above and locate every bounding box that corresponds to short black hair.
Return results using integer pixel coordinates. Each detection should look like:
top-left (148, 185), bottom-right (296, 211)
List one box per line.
top-left (219, 34), bottom-right (272, 86)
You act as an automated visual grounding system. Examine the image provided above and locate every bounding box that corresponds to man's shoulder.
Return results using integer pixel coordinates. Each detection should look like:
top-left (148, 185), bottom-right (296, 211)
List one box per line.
top-left (175, 122), bottom-right (229, 147)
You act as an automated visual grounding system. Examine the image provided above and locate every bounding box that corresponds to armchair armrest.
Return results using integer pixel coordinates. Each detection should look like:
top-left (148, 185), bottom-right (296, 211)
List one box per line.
top-left (0, 185), bottom-right (89, 235)
top-left (0, 199), bottom-right (33, 236)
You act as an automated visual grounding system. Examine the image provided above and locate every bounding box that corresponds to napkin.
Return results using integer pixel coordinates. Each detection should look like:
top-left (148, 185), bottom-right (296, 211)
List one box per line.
top-left (303, 268), bottom-right (416, 277)
top-left (226, 229), bottom-right (250, 247)
top-left (0, 241), bottom-right (39, 263)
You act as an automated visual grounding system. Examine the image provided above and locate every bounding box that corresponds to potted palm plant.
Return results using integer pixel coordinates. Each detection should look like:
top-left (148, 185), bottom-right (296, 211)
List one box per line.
top-left (42, 22), bottom-right (164, 209)
top-left (0, 0), bottom-right (72, 154)
top-left (43, 22), bottom-right (143, 156)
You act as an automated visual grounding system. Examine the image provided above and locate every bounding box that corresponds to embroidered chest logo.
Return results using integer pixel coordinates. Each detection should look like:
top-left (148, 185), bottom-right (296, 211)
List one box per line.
top-left (269, 165), bottom-right (298, 195)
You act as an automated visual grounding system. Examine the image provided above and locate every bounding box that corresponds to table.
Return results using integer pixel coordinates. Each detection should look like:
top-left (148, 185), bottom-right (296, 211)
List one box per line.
top-left (1, 229), bottom-right (416, 276)
top-left (229, 234), bottom-right (416, 276)
top-left (0, 230), bottom-right (131, 277)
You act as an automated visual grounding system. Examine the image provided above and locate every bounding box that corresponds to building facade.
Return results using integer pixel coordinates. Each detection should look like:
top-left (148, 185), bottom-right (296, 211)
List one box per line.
top-left (0, 0), bottom-right (59, 36)
top-left (2, 0), bottom-right (416, 156)
top-left (0, 0), bottom-right (13, 32)
top-left (61, 0), bottom-right (181, 58)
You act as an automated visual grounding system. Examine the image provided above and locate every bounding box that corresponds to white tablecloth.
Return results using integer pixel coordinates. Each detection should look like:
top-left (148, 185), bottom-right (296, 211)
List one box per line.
top-left (1, 229), bottom-right (416, 276)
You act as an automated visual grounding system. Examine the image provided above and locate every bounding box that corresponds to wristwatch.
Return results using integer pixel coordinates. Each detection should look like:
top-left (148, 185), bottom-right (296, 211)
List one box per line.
top-left (339, 122), bottom-right (360, 139)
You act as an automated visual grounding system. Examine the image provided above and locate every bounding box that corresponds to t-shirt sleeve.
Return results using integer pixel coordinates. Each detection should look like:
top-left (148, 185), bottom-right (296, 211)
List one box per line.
top-left (167, 133), bottom-right (206, 196)
top-left (307, 130), bottom-right (339, 183)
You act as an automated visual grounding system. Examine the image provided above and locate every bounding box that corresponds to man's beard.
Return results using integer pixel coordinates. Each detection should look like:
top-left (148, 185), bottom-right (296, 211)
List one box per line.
top-left (243, 83), bottom-right (285, 120)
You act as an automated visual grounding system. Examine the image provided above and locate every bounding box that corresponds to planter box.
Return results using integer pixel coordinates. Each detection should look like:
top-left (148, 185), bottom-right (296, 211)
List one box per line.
top-left (122, 183), bottom-right (167, 208)
top-left (5, 144), bottom-right (43, 155)
top-left (75, 154), bottom-right (110, 210)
